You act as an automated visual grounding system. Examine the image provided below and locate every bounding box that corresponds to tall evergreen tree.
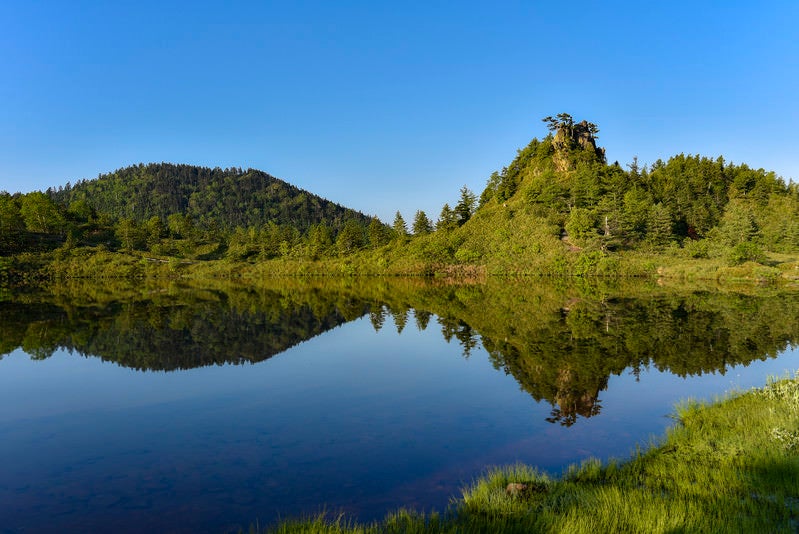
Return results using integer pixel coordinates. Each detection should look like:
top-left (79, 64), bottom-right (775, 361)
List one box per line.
top-left (392, 211), bottom-right (408, 238)
top-left (368, 217), bottom-right (389, 248)
top-left (412, 210), bottom-right (433, 235)
top-left (646, 203), bottom-right (674, 247)
top-left (306, 223), bottom-right (333, 258)
top-left (716, 199), bottom-right (757, 246)
top-left (454, 186), bottom-right (477, 226)
top-left (336, 219), bottom-right (365, 255)
top-left (437, 203), bottom-right (457, 231)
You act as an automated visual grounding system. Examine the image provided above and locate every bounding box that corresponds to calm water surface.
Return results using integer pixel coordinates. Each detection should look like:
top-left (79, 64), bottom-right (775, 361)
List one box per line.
top-left (1, 280), bottom-right (797, 532)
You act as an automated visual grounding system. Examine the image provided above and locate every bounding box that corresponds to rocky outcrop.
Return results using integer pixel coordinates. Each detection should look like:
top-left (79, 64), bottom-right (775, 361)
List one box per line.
top-left (549, 116), bottom-right (606, 171)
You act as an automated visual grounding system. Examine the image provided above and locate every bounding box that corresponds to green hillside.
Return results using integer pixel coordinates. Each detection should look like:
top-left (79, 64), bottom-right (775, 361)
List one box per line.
top-left (360, 113), bottom-right (799, 278)
top-left (48, 163), bottom-right (371, 232)
top-left (0, 163), bottom-right (380, 262)
top-left (3, 115), bottom-right (799, 280)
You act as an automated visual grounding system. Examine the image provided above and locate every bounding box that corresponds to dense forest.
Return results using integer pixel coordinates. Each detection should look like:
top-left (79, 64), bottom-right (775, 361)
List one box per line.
top-left (0, 163), bottom-right (376, 262)
top-left (48, 163), bottom-right (373, 232)
top-left (2, 113), bottom-right (799, 279)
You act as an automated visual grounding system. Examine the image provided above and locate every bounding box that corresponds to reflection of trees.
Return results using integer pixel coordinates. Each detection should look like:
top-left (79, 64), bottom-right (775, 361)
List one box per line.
top-left (413, 309), bottom-right (431, 331)
top-left (2, 278), bottom-right (799, 427)
top-left (438, 317), bottom-right (479, 358)
top-left (441, 288), bottom-right (799, 426)
top-left (0, 285), bottom-right (370, 371)
top-left (546, 368), bottom-right (605, 427)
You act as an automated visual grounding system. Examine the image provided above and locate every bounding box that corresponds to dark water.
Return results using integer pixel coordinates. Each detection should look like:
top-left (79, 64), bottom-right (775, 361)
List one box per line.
top-left (1, 279), bottom-right (798, 532)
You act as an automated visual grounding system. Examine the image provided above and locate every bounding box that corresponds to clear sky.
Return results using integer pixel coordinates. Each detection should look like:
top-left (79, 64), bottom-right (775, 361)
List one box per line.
top-left (1, 1), bottom-right (797, 223)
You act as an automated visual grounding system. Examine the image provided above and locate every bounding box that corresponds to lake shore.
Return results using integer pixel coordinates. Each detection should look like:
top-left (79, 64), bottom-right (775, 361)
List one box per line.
top-left (268, 373), bottom-right (799, 533)
top-left (4, 246), bottom-right (799, 286)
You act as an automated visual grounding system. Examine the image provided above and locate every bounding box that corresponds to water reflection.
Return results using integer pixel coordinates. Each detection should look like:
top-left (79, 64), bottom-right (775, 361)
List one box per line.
top-left (3, 278), bottom-right (798, 427)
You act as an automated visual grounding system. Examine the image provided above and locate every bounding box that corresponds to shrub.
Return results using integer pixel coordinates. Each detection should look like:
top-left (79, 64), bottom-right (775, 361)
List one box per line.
top-left (728, 242), bottom-right (765, 265)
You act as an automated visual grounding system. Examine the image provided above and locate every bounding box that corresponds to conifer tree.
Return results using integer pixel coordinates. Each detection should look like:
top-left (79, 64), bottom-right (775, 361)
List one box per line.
top-left (336, 219), bottom-right (365, 255)
top-left (646, 203), bottom-right (674, 246)
top-left (368, 217), bottom-right (389, 248)
top-left (392, 211), bottom-right (408, 238)
top-left (437, 203), bottom-right (457, 231)
top-left (412, 210), bottom-right (433, 235)
top-left (454, 186), bottom-right (476, 226)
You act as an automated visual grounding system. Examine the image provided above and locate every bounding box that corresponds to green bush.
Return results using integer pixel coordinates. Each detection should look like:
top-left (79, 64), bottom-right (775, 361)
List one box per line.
top-left (728, 242), bottom-right (765, 265)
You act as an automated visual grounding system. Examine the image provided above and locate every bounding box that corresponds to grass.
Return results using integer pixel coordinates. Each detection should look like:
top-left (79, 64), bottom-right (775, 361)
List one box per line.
top-left (262, 373), bottom-right (799, 533)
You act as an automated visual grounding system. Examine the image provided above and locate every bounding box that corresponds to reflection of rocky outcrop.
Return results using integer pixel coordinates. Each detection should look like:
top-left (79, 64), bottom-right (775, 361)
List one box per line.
top-left (415, 284), bottom-right (799, 426)
top-left (546, 368), bottom-right (606, 426)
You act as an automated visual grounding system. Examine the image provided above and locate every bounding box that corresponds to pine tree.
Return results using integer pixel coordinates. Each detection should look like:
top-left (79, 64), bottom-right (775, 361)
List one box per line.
top-left (368, 217), bottom-right (389, 248)
top-left (437, 203), bottom-right (457, 231)
top-left (646, 203), bottom-right (674, 247)
top-left (412, 210), bottom-right (433, 235)
top-left (306, 223), bottom-right (333, 258)
top-left (716, 199), bottom-right (757, 246)
top-left (336, 219), bottom-right (365, 255)
top-left (392, 211), bottom-right (408, 238)
top-left (454, 186), bottom-right (476, 226)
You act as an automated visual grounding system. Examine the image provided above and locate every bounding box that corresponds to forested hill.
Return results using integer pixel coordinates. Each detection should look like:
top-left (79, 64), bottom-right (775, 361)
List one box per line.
top-left (423, 113), bottom-right (799, 271)
top-left (4, 115), bottom-right (799, 278)
top-left (49, 163), bottom-right (371, 232)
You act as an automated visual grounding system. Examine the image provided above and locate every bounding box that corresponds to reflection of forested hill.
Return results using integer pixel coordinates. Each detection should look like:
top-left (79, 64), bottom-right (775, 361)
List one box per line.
top-left (0, 286), bottom-right (370, 370)
top-left (3, 279), bottom-right (798, 425)
top-left (367, 282), bottom-right (799, 426)
top-left (481, 294), bottom-right (799, 425)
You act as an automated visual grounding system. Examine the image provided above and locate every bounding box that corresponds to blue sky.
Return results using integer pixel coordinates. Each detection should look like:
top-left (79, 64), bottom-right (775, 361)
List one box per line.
top-left (1, 1), bottom-right (797, 223)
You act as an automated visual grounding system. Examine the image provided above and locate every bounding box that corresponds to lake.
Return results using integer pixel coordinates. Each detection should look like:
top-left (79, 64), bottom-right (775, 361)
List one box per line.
top-left (1, 278), bottom-right (797, 533)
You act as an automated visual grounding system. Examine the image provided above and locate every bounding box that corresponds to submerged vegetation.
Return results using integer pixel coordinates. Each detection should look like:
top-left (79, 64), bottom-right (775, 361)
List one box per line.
top-left (2, 113), bottom-right (799, 281)
top-left (267, 373), bottom-right (799, 533)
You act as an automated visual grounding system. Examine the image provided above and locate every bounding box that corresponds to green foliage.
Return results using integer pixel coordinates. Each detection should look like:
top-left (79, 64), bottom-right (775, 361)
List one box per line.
top-left (0, 193), bottom-right (24, 233)
top-left (728, 242), bottom-right (765, 265)
top-left (306, 223), bottom-right (334, 259)
top-left (254, 362), bottom-right (799, 533)
top-left (412, 210), bottom-right (433, 235)
top-left (19, 191), bottom-right (65, 234)
top-left (621, 188), bottom-right (652, 241)
top-left (368, 217), bottom-right (390, 248)
top-left (565, 208), bottom-right (595, 244)
top-left (716, 198), bottom-right (758, 246)
top-left (454, 186), bottom-right (476, 226)
top-left (0, 193), bottom-right (24, 252)
top-left (115, 218), bottom-right (146, 251)
top-left (337, 219), bottom-right (366, 255)
top-left (436, 203), bottom-right (457, 232)
top-left (681, 238), bottom-right (710, 259)
top-left (392, 211), bottom-right (408, 238)
top-left (6, 116), bottom-right (799, 277)
top-left (49, 163), bottom-right (372, 235)
top-left (645, 203), bottom-right (673, 247)
top-left (479, 171), bottom-right (501, 207)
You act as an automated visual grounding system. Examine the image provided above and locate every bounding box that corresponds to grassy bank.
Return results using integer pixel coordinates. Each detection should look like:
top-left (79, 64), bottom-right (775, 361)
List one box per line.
top-left (265, 373), bottom-right (799, 533)
top-left (6, 244), bottom-right (799, 285)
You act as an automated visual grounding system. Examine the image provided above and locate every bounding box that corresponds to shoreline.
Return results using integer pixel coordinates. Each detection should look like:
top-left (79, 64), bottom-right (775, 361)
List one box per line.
top-left (267, 373), bottom-right (799, 533)
top-left (4, 246), bottom-right (799, 286)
